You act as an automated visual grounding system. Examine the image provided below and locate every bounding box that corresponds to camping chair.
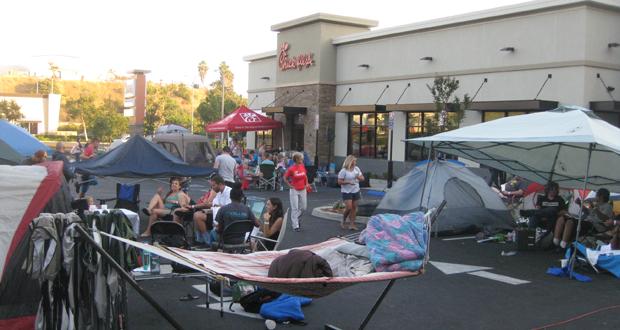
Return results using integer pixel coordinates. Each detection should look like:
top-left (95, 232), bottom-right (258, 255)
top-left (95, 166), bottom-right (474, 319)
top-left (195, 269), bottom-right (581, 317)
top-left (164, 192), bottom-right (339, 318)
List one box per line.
top-left (151, 221), bottom-right (189, 249)
top-left (98, 183), bottom-right (141, 213)
top-left (258, 164), bottom-right (276, 191)
top-left (218, 220), bottom-right (255, 253)
top-left (305, 165), bottom-right (318, 192)
top-left (251, 208), bottom-right (289, 251)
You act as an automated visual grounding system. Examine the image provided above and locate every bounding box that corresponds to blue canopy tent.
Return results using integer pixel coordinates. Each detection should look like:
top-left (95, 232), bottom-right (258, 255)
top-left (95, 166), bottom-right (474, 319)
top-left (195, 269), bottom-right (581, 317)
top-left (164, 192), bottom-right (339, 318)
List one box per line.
top-left (0, 120), bottom-right (52, 165)
top-left (73, 135), bottom-right (215, 178)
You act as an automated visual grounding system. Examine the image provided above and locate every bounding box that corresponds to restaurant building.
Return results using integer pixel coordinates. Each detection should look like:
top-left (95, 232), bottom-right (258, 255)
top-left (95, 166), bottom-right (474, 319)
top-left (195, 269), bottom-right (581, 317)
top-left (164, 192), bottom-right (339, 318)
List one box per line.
top-left (244, 0), bottom-right (620, 176)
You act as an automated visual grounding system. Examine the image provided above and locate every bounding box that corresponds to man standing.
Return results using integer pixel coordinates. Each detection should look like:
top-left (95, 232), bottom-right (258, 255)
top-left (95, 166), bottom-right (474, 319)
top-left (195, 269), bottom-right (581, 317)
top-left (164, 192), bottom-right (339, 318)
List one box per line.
top-left (214, 146), bottom-right (237, 187)
top-left (52, 141), bottom-right (74, 182)
top-left (78, 138), bottom-right (100, 198)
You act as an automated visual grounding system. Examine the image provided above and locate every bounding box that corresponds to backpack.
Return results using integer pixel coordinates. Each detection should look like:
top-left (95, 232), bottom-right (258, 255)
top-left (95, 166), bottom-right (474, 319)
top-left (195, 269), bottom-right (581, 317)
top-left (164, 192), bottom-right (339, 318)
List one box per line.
top-left (239, 289), bottom-right (281, 313)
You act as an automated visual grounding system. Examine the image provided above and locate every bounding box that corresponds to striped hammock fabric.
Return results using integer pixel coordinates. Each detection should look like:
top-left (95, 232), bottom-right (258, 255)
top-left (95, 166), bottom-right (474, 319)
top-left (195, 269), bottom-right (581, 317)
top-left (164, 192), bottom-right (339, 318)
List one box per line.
top-left (102, 233), bottom-right (423, 298)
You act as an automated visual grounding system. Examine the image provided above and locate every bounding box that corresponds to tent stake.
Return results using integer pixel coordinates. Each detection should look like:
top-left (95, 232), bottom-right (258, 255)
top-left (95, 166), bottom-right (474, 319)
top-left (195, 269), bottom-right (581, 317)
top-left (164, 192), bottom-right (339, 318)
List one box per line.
top-left (569, 143), bottom-right (594, 278)
top-left (358, 279), bottom-right (396, 330)
top-left (74, 225), bottom-right (185, 330)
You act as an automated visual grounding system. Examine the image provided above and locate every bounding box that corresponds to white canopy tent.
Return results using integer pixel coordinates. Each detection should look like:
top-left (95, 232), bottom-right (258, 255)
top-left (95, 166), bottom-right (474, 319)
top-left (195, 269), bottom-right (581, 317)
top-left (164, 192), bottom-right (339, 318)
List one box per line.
top-left (407, 105), bottom-right (620, 275)
top-left (406, 106), bottom-right (620, 191)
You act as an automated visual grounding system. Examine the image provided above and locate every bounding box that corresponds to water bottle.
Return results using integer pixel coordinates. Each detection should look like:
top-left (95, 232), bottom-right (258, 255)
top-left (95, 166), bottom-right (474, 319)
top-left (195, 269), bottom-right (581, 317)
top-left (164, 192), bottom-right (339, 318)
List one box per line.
top-left (142, 250), bottom-right (151, 271)
top-left (151, 253), bottom-right (160, 274)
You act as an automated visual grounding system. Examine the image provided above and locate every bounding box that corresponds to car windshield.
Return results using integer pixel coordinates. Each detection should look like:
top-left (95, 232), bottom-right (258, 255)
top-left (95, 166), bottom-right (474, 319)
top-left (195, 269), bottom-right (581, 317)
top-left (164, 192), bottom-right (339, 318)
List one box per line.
top-left (186, 142), bottom-right (214, 166)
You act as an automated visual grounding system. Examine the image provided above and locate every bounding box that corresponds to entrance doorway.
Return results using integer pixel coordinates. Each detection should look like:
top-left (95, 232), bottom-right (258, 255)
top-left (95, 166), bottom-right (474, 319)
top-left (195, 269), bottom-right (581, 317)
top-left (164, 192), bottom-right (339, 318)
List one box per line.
top-left (287, 113), bottom-right (305, 151)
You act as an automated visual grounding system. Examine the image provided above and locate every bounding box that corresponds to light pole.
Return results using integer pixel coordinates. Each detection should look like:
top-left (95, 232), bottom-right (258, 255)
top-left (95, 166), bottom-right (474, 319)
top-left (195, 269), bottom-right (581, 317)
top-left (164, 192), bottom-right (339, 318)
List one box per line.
top-left (220, 70), bottom-right (225, 146)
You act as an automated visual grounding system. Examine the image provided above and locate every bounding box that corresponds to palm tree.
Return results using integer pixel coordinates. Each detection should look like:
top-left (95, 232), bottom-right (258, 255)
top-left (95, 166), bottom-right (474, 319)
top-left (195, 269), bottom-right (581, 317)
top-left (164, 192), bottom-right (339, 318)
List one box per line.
top-left (197, 60), bottom-right (208, 87)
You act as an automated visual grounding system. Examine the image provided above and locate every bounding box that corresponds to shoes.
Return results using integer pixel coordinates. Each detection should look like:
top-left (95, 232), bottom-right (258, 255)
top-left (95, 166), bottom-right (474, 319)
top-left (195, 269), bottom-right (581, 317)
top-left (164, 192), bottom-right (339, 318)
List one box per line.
top-left (293, 227), bottom-right (301, 232)
top-left (142, 208), bottom-right (151, 216)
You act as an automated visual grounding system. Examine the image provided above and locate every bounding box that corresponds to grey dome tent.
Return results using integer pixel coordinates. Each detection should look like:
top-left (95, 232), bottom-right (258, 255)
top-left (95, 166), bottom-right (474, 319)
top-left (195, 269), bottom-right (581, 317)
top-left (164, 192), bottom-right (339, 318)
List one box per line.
top-left (374, 160), bottom-right (512, 235)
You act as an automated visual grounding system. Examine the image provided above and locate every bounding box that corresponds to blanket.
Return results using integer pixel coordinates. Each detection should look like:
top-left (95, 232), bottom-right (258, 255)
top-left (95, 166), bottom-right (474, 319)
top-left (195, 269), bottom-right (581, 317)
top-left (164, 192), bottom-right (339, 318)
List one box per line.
top-left (360, 212), bottom-right (428, 272)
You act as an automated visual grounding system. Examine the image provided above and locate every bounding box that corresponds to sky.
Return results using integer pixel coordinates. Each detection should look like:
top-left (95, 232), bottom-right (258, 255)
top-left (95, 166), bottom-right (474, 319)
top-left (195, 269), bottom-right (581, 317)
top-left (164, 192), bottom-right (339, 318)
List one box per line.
top-left (1, 0), bottom-right (530, 95)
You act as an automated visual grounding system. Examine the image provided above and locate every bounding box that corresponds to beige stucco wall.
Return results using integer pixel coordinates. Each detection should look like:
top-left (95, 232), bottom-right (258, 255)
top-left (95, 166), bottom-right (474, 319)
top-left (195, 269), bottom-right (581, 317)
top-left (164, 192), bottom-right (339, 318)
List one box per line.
top-left (0, 94), bottom-right (60, 133)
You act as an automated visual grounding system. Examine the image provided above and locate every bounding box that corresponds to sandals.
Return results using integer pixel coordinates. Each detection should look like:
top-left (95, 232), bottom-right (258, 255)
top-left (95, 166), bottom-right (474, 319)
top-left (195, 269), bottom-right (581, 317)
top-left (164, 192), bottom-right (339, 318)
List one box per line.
top-left (142, 208), bottom-right (151, 216)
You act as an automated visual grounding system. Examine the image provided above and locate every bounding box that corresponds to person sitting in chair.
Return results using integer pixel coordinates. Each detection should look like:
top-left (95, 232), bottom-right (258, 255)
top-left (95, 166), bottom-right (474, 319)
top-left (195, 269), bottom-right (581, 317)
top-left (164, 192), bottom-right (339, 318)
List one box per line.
top-left (211, 184), bottom-right (259, 243)
top-left (522, 181), bottom-right (566, 231)
top-left (500, 176), bottom-right (527, 201)
top-left (141, 177), bottom-right (189, 237)
top-left (554, 188), bottom-right (615, 249)
top-left (252, 197), bottom-right (284, 251)
top-left (189, 175), bottom-right (231, 244)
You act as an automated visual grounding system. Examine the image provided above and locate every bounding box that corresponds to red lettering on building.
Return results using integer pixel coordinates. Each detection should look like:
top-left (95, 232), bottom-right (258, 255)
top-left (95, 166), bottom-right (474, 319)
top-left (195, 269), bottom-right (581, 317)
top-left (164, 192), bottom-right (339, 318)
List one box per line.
top-left (278, 42), bottom-right (314, 71)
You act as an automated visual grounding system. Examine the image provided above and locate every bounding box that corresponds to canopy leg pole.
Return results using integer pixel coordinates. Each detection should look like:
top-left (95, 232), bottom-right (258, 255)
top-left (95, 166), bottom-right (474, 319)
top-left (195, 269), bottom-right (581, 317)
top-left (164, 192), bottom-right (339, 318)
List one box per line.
top-left (358, 279), bottom-right (396, 330)
top-left (568, 143), bottom-right (594, 278)
top-left (419, 143), bottom-right (435, 235)
top-left (74, 225), bottom-right (185, 330)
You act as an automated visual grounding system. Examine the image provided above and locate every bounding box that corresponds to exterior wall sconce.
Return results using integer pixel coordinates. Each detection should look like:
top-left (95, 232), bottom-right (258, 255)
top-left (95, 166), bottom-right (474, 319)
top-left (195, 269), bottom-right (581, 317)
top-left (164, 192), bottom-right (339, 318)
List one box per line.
top-left (609, 42), bottom-right (619, 48)
top-left (419, 56), bottom-right (433, 61)
top-left (358, 64), bottom-right (370, 68)
top-left (500, 47), bottom-right (515, 52)
top-left (260, 76), bottom-right (270, 80)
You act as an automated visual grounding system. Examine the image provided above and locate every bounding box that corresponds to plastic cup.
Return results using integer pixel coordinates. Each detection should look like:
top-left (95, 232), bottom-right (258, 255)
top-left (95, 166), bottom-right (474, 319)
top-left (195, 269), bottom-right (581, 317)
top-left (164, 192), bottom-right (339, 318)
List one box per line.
top-left (101, 204), bottom-right (108, 210)
top-left (265, 319), bottom-right (276, 330)
top-left (89, 205), bottom-right (97, 212)
top-left (560, 259), bottom-right (568, 268)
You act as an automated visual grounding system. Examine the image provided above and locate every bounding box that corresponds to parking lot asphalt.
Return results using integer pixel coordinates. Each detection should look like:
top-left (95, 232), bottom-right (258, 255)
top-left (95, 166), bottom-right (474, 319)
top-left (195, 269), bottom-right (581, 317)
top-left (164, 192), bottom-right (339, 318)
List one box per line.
top-left (84, 177), bottom-right (620, 329)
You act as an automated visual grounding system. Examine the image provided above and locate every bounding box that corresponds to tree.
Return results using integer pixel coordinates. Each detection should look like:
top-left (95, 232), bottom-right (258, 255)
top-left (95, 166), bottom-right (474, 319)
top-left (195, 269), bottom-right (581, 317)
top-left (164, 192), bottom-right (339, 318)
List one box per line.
top-left (196, 87), bottom-right (245, 127)
top-left (425, 76), bottom-right (470, 135)
top-left (144, 83), bottom-right (192, 135)
top-left (210, 62), bottom-right (234, 90)
top-left (66, 93), bottom-right (97, 139)
top-left (197, 60), bottom-right (208, 87)
top-left (0, 100), bottom-right (23, 122)
top-left (65, 93), bottom-right (128, 141)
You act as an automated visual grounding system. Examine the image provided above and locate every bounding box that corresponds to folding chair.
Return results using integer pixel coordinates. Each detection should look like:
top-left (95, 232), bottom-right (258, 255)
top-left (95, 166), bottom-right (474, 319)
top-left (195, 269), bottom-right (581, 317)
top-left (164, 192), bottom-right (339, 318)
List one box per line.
top-left (258, 164), bottom-right (276, 191)
top-left (251, 208), bottom-right (289, 251)
top-left (305, 165), bottom-right (318, 192)
top-left (98, 183), bottom-right (141, 213)
top-left (218, 220), bottom-right (255, 253)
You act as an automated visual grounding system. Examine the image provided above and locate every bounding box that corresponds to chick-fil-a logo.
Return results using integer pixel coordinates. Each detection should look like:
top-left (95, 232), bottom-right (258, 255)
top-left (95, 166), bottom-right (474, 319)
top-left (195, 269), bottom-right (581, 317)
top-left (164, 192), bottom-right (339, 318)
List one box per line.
top-left (278, 42), bottom-right (314, 71)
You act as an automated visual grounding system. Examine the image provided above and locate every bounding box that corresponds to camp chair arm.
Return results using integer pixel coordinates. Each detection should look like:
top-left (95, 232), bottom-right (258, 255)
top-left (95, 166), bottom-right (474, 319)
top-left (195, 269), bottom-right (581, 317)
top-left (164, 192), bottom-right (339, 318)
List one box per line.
top-left (250, 235), bottom-right (277, 243)
top-left (97, 197), bottom-right (118, 204)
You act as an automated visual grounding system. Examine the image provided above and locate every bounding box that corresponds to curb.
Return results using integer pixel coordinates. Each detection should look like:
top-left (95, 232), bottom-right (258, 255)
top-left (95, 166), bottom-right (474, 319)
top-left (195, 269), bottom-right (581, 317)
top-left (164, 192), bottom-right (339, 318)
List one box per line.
top-left (311, 206), bottom-right (370, 224)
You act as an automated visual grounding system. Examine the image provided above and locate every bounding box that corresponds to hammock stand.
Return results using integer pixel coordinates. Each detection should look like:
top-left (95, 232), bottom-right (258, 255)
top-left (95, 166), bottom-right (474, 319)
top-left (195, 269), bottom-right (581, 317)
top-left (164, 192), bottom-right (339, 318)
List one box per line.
top-left (78, 201), bottom-right (446, 330)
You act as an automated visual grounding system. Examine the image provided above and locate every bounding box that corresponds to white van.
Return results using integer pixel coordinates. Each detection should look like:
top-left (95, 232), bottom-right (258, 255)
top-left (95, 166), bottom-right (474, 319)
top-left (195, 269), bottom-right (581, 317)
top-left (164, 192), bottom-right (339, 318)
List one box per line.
top-left (151, 133), bottom-right (216, 167)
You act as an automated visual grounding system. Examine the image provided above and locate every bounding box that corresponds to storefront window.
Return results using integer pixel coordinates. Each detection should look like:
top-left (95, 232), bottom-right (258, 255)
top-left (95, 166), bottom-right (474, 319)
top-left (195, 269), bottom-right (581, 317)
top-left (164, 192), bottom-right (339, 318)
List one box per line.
top-left (406, 112), bottom-right (427, 161)
top-left (256, 130), bottom-right (273, 150)
top-left (483, 111), bottom-right (527, 122)
top-left (348, 113), bottom-right (388, 159)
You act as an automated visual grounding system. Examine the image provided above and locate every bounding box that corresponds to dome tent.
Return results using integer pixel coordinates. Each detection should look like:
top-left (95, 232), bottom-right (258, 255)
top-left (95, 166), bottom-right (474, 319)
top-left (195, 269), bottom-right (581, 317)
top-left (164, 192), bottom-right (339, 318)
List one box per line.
top-left (374, 160), bottom-right (512, 235)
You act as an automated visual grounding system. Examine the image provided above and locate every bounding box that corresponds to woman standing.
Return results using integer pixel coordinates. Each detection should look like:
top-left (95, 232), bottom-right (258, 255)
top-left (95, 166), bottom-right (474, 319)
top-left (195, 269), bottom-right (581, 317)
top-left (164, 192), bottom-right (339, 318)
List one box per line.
top-left (284, 152), bottom-right (310, 231)
top-left (338, 155), bottom-right (364, 230)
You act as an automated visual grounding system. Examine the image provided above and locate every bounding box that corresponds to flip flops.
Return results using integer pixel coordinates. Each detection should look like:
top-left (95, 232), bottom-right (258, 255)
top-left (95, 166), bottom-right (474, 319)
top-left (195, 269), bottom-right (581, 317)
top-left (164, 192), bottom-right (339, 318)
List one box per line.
top-left (142, 208), bottom-right (151, 216)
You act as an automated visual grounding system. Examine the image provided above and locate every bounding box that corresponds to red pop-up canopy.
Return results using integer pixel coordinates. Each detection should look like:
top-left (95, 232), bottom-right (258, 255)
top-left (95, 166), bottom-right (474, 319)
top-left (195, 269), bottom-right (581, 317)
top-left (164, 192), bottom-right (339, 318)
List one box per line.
top-left (205, 106), bottom-right (283, 133)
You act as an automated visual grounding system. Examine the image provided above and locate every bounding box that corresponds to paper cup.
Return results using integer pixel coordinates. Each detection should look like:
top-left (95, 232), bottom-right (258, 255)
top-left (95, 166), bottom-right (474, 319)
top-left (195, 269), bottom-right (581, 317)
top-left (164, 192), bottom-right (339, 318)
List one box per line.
top-left (560, 259), bottom-right (568, 268)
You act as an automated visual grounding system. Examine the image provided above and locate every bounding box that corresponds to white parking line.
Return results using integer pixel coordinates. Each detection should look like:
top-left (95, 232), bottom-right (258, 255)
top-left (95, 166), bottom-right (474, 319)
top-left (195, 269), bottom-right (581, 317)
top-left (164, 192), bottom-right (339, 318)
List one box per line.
top-left (469, 270), bottom-right (530, 285)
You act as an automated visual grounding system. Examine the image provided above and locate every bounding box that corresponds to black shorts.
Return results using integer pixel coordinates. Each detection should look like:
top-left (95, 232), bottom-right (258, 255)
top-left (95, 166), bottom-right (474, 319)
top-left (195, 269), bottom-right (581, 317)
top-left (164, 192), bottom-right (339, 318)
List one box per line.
top-left (342, 192), bottom-right (361, 201)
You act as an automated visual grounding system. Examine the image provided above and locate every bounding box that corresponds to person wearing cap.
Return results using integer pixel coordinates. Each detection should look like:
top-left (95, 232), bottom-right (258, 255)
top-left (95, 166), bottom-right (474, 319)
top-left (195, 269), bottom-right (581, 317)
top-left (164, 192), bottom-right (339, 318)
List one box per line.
top-left (214, 146), bottom-right (237, 187)
top-left (212, 184), bottom-right (259, 243)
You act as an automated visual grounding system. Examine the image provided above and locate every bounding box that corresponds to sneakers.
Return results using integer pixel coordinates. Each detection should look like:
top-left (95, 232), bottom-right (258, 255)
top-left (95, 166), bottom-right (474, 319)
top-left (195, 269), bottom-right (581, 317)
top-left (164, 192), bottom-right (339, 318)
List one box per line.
top-left (293, 227), bottom-right (301, 232)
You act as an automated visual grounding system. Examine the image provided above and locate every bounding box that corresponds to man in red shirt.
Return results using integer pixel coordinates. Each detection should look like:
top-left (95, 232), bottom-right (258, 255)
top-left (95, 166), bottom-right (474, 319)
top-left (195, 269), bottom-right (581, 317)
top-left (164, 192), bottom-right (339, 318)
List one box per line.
top-left (283, 152), bottom-right (310, 231)
top-left (78, 138), bottom-right (100, 198)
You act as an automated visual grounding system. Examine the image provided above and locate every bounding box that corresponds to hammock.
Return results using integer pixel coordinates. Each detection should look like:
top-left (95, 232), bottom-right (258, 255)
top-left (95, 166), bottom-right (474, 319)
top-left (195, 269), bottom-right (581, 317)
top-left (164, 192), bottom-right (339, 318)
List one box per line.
top-left (101, 233), bottom-right (423, 298)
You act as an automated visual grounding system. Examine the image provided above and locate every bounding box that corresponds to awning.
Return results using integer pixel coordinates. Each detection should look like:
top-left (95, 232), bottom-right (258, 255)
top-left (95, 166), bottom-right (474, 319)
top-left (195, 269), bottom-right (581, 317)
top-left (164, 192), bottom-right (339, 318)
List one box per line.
top-left (466, 100), bottom-right (558, 111)
top-left (590, 101), bottom-right (620, 112)
top-left (386, 103), bottom-right (436, 112)
top-left (330, 104), bottom-right (386, 113)
top-left (262, 106), bottom-right (307, 115)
